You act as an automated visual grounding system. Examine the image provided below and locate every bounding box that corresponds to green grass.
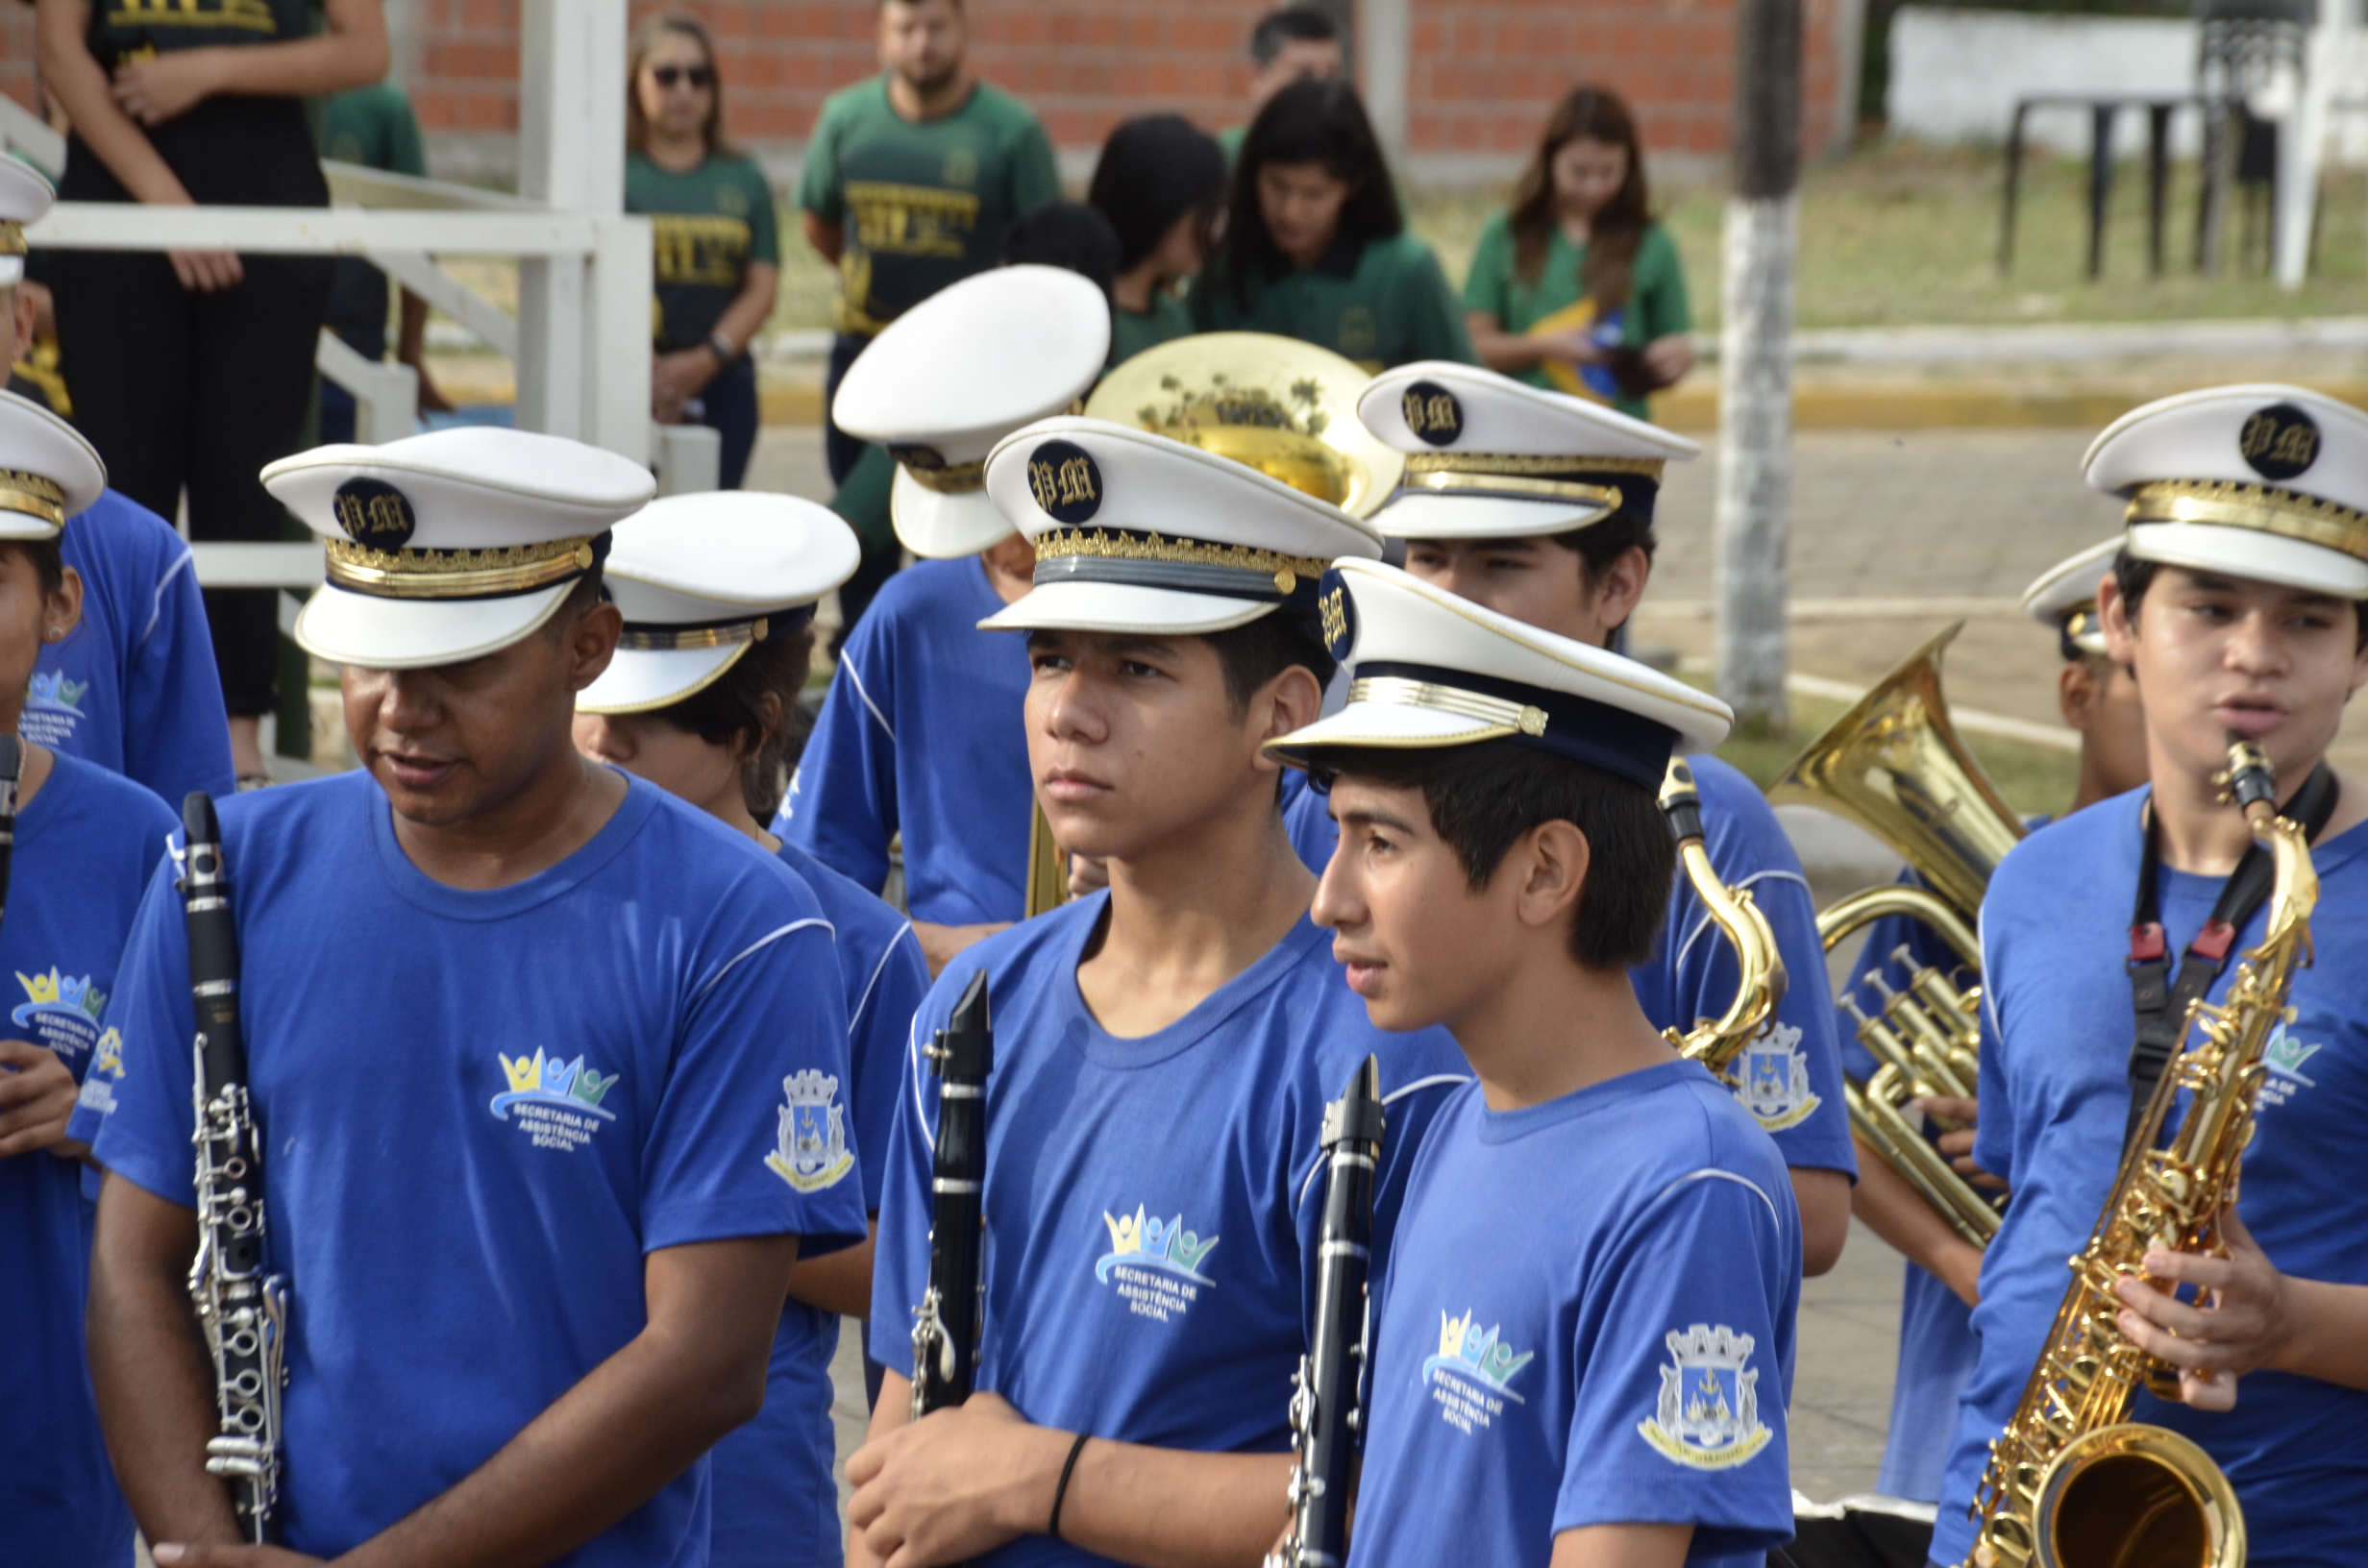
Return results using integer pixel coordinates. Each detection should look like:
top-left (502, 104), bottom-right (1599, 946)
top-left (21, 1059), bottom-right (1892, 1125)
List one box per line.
top-left (1701, 688), bottom-right (2082, 820)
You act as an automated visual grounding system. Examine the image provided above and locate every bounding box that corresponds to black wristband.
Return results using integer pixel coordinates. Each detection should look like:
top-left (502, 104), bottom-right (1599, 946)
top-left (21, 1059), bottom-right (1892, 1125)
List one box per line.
top-left (1048, 1430), bottom-right (1091, 1541)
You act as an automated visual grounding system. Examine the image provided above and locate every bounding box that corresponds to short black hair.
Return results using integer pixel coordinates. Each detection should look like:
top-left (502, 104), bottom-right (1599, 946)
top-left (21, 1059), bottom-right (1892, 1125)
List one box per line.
top-left (2113, 545), bottom-right (2368, 651)
top-left (1001, 200), bottom-right (1122, 302)
top-left (1090, 114), bottom-right (1227, 275)
top-left (1250, 5), bottom-right (1341, 66)
top-left (1203, 611), bottom-right (1337, 716)
top-left (1548, 513), bottom-right (1659, 583)
top-left (1217, 78), bottom-right (1402, 306)
top-left (654, 624), bottom-right (817, 820)
top-left (5, 538), bottom-right (62, 597)
top-left (1310, 740), bottom-right (1674, 971)
top-left (546, 564), bottom-right (609, 637)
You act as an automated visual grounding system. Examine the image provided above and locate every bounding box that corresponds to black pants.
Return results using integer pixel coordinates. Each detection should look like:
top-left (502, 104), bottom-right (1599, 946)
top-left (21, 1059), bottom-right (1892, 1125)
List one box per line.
top-left (824, 331), bottom-right (872, 484)
top-left (50, 103), bottom-right (334, 719)
top-left (685, 354), bottom-right (758, 490)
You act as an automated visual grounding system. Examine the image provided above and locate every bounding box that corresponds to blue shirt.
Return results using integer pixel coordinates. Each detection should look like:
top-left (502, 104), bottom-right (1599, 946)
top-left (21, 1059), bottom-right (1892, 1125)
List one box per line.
top-left (75, 772), bottom-right (870, 1568)
top-left (0, 755), bottom-right (175, 1568)
top-left (1932, 792), bottom-right (2368, 1568)
top-left (708, 838), bottom-right (930, 1568)
top-left (1350, 1064), bottom-right (1799, 1568)
top-left (41, 489), bottom-right (236, 804)
top-left (871, 897), bottom-right (1470, 1568)
top-left (778, 557), bottom-right (1033, 925)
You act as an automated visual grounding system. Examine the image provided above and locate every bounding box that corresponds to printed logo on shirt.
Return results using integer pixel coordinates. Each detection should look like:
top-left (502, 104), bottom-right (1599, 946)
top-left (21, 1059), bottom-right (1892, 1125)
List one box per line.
top-left (1421, 1309), bottom-right (1535, 1434)
top-left (766, 1068), bottom-right (855, 1192)
top-left (13, 968), bottom-right (108, 1065)
top-left (1337, 307), bottom-right (1379, 361)
top-left (1726, 1021), bottom-right (1821, 1133)
top-left (490, 1047), bottom-right (620, 1152)
top-left (1638, 1323), bottom-right (1773, 1470)
top-left (75, 1026), bottom-right (125, 1116)
top-left (20, 669), bottom-right (86, 747)
top-left (1094, 1204), bottom-right (1219, 1322)
top-left (941, 146), bottom-right (979, 188)
top-left (2259, 1020), bottom-right (2326, 1110)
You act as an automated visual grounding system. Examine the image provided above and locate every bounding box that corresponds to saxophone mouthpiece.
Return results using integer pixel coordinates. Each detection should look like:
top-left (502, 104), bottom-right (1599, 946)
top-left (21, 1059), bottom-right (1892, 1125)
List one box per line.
top-left (2217, 741), bottom-right (2279, 816)
top-left (1659, 757), bottom-right (1705, 844)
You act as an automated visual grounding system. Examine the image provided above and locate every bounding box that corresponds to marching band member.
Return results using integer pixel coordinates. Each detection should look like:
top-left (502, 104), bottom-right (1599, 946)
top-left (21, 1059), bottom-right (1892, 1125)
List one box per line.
top-left (777, 264), bottom-right (1108, 973)
top-left (1352, 362), bottom-right (1857, 1274)
top-left (0, 390), bottom-right (182, 1568)
top-left (75, 429), bottom-right (868, 1567)
top-left (0, 156), bottom-right (235, 804)
top-left (1274, 559), bottom-right (1798, 1568)
top-left (574, 491), bottom-right (930, 1568)
top-left (1839, 537), bottom-right (2147, 1507)
top-left (847, 420), bottom-right (1467, 1567)
top-left (1932, 387), bottom-right (2368, 1568)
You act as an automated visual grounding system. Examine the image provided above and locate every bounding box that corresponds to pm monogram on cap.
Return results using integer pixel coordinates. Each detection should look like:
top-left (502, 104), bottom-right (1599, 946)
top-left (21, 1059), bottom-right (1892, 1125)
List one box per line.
top-left (1026, 439), bottom-right (1103, 525)
top-left (1400, 381), bottom-right (1463, 448)
top-left (333, 478), bottom-right (418, 551)
top-left (1318, 567), bottom-right (1357, 661)
top-left (2240, 403), bottom-right (2321, 482)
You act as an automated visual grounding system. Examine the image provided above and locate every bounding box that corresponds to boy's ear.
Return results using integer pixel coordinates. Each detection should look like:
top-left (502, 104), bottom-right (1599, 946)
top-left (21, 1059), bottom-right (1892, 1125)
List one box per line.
top-left (1512, 819), bottom-right (1589, 932)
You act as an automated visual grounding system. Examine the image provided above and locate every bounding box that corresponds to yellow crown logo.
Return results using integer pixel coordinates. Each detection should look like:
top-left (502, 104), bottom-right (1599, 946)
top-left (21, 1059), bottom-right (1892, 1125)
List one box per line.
top-left (16, 968), bottom-right (58, 1006)
top-left (1439, 1308), bottom-right (1473, 1360)
top-left (1101, 1205), bottom-right (1146, 1257)
top-left (499, 1047), bottom-right (544, 1095)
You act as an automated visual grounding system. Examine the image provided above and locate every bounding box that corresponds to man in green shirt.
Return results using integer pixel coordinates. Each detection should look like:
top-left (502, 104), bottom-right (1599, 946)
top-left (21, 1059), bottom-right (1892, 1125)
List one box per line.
top-left (1217, 7), bottom-right (1346, 164)
top-left (318, 80), bottom-right (448, 440)
top-left (798, 0), bottom-right (1062, 486)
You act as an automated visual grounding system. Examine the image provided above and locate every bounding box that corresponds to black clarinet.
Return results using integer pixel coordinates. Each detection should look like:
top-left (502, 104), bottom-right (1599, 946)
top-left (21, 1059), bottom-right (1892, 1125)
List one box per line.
top-left (910, 969), bottom-right (992, 1420)
top-left (181, 794), bottom-right (289, 1544)
top-left (0, 733), bottom-right (24, 924)
top-left (1273, 1056), bottom-right (1384, 1568)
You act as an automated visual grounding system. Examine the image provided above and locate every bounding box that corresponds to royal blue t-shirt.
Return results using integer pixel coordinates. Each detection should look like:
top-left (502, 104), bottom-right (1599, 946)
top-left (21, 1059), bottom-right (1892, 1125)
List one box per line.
top-left (778, 557), bottom-right (1033, 925)
top-left (75, 771), bottom-right (870, 1568)
top-left (0, 754), bottom-right (175, 1568)
top-left (41, 489), bottom-right (236, 803)
top-left (871, 895), bottom-right (1469, 1568)
top-left (1932, 791), bottom-right (2368, 1568)
top-left (1351, 1064), bottom-right (1799, 1568)
top-left (708, 838), bottom-right (929, 1568)
top-left (1288, 754), bottom-right (1855, 1177)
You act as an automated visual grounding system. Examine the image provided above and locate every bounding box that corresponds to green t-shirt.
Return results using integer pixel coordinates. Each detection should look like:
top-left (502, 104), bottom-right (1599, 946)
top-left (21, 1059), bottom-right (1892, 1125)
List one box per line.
top-left (627, 150), bottom-right (781, 351)
top-left (1217, 124), bottom-right (1246, 165)
top-left (1109, 290), bottom-right (1194, 368)
top-left (1462, 211), bottom-right (1691, 417)
top-left (320, 82), bottom-right (429, 358)
top-left (797, 78), bottom-right (1063, 338)
top-left (829, 442), bottom-right (900, 552)
top-left (1191, 232), bottom-right (1475, 372)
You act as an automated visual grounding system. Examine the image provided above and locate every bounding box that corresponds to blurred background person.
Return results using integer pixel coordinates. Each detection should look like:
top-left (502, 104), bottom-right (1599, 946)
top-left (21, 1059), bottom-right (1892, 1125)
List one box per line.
top-left (35, 0), bottom-right (389, 786)
top-left (318, 74), bottom-right (450, 444)
top-left (1194, 78), bottom-right (1471, 371)
top-left (999, 197), bottom-right (1120, 301)
top-left (1464, 86), bottom-right (1695, 421)
top-left (1221, 5), bottom-right (1346, 162)
top-left (627, 12), bottom-right (778, 492)
top-left (1089, 113), bottom-right (1225, 365)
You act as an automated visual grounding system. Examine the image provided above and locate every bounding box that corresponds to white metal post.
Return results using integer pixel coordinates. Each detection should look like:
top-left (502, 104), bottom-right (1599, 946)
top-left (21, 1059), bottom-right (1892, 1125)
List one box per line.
top-left (517, 0), bottom-right (628, 444)
top-left (1362, 0), bottom-right (1413, 179)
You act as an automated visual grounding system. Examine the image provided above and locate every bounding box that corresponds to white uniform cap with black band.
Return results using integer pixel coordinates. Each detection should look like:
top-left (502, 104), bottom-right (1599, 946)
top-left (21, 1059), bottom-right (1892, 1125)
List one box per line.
top-left (1356, 360), bottom-right (1700, 541)
top-left (264, 427), bottom-right (655, 670)
top-left (0, 389), bottom-right (104, 539)
top-left (2020, 537), bottom-right (2121, 659)
top-left (2084, 384), bottom-right (2368, 598)
top-left (1267, 558), bottom-right (1731, 789)
top-left (977, 416), bottom-right (1382, 635)
top-left (578, 491), bottom-right (859, 715)
top-left (831, 265), bottom-right (1112, 560)
top-left (0, 154), bottom-right (52, 289)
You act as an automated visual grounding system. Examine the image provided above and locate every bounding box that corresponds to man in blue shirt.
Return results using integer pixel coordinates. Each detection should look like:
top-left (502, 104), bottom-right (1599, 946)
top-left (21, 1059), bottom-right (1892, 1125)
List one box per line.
top-left (0, 155), bottom-right (235, 804)
top-left (1270, 557), bottom-right (1798, 1568)
top-left (76, 428), bottom-right (869, 1568)
top-left (845, 418), bottom-right (1468, 1568)
top-left (0, 383), bottom-right (184, 1568)
top-left (1934, 385), bottom-right (2368, 1568)
top-left (1352, 361), bottom-right (1856, 1275)
top-left (780, 266), bottom-right (1109, 973)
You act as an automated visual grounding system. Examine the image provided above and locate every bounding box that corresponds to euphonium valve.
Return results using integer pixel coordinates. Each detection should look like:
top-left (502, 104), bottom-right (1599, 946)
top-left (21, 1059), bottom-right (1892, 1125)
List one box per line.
top-left (1659, 757), bottom-right (1787, 1072)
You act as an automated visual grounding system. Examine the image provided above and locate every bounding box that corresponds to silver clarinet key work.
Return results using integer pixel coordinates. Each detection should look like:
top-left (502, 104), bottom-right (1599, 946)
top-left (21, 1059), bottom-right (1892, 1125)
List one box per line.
top-left (182, 793), bottom-right (289, 1544)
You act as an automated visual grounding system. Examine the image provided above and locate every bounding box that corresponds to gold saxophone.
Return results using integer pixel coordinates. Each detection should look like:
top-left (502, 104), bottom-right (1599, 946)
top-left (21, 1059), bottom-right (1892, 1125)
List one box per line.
top-left (1024, 801), bottom-right (1068, 919)
top-left (1660, 757), bottom-right (1788, 1072)
top-left (1965, 740), bottom-right (2311, 1568)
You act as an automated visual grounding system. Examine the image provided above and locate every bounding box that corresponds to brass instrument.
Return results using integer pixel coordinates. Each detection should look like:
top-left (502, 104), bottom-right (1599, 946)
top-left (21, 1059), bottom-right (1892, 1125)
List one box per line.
top-left (1024, 801), bottom-right (1067, 919)
top-left (1660, 757), bottom-right (1787, 1073)
top-left (1965, 740), bottom-right (2304, 1568)
top-left (1769, 625), bottom-right (2025, 1243)
top-left (1085, 333), bottom-right (1406, 518)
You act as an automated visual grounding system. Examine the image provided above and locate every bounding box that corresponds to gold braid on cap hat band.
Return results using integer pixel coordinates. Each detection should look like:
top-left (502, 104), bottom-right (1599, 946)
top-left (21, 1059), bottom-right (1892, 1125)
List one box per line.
top-left (618, 617), bottom-right (771, 651)
top-left (1034, 527), bottom-right (1333, 596)
top-left (1348, 674), bottom-right (1550, 737)
top-left (1401, 452), bottom-right (1661, 506)
top-left (325, 535), bottom-right (598, 600)
top-left (0, 223), bottom-right (23, 257)
top-left (2126, 479), bottom-right (2368, 565)
top-left (897, 457), bottom-right (988, 495)
top-left (0, 470), bottom-right (65, 528)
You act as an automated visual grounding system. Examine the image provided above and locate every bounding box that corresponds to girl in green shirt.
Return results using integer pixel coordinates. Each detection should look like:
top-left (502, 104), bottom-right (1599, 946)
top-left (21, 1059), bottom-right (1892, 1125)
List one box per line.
top-left (1194, 78), bottom-right (1471, 372)
top-left (1463, 86), bottom-right (1694, 421)
top-left (1089, 114), bottom-right (1226, 369)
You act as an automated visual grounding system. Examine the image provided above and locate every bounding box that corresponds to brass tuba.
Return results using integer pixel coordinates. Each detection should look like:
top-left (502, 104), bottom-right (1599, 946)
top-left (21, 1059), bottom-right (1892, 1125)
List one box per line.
top-left (1660, 757), bottom-right (1788, 1072)
top-left (1963, 741), bottom-right (2301, 1568)
top-left (1768, 624), bottom-right (2025, 1244)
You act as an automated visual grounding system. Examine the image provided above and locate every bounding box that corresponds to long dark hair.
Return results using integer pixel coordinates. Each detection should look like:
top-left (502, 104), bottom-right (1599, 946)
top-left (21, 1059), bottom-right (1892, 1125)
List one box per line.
top-left (1218, 77), bottom-right (1403, 306)
top-left (626, 12), bottom-right (736, 159)
top-left (1509, 86), bottom-right (1649, 307)
top-left (1090, 113), bottom-right (1227, 275)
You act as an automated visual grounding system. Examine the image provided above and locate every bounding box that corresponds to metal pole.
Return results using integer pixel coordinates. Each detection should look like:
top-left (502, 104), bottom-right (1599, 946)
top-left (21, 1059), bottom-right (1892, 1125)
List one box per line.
top-left (1714, 0), bottom-right (1802, 732)
top-left (1361, 0), bottom-right (1412, 181)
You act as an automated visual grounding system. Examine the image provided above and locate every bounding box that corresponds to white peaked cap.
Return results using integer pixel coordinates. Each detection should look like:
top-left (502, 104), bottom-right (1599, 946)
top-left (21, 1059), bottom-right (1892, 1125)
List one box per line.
top-left (0, 389), bottom-right (104, 537)
top-left (2020, 537), bottom-right (2121, 657)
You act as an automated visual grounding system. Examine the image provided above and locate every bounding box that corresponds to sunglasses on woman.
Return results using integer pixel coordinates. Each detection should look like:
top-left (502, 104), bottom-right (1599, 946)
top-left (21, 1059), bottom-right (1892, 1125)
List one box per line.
top-left (651, 65), bottom-right (714, 89)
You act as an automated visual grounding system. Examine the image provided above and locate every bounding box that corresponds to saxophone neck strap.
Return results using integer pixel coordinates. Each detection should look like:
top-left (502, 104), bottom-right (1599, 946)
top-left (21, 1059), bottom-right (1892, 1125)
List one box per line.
top-left (2123, 760), bottom-right (2339, 1151)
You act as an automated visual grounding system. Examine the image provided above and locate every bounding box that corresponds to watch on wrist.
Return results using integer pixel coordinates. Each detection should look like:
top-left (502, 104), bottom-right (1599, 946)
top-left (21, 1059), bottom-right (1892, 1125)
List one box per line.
top-left (706, 331), bottom-right (739, 364)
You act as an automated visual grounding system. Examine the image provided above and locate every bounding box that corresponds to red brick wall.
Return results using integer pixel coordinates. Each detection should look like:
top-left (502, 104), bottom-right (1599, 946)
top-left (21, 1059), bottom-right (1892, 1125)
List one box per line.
top-left (1, 0), bottom-right (1848, 171)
